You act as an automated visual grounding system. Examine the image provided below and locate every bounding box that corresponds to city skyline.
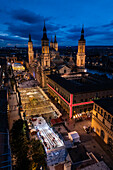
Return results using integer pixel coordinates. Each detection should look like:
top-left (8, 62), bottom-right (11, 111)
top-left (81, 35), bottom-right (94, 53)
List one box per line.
top-left (1, 0), bottom-right (113, 47)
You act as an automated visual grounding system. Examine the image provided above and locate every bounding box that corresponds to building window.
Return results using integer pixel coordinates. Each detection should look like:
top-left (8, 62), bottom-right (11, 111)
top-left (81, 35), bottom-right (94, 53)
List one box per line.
top-left (95, 104), bottom-right (97, 110)
top-left (96, 128), bottom-right (99, 132)
top-left (64, 69), bottom-right (66, 73)
top-left (104, 112), bottom-right (106, 118)
top-left (46, 61), bottom-right (48, 66)
top-left (56, 87), bottom-right (58, 92)
top-left (81, 59), bottom-right (83, 65)
top-left (98, 107), bottom-right (100, 113)
top-left (103, 119), bottom-right (105, 124)
top-left (108, 115), bottom-right (111, 122)
top-left (96, 113), bottom-right (98, 118)
top-left (101, 109), bottom-right (103, 115)
top-left (112, 118), bottom-right (113, 125)
top-left (111, 126), bottom-right (113, 131)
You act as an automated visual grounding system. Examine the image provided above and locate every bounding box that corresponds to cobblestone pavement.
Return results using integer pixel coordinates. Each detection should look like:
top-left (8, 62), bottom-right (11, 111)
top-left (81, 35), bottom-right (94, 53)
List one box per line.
top-left (61, 115), bottom-right (113, 169)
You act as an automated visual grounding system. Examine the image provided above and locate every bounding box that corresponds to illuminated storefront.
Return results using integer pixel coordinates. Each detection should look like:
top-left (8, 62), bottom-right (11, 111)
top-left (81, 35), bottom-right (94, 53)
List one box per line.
top-left (12, 63), bottom-right (25, 71)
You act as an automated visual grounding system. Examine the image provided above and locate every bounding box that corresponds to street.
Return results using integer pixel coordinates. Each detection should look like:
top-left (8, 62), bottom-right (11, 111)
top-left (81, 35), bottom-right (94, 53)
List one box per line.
top-left (8, 91), bottom-right (20, 130)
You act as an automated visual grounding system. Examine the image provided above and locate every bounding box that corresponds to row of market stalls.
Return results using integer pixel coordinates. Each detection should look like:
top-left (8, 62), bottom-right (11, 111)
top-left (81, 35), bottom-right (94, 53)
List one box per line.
top-left (18, 86), bottom-right (61, 121)
top-left (29, 117), bottom-right (66, 166)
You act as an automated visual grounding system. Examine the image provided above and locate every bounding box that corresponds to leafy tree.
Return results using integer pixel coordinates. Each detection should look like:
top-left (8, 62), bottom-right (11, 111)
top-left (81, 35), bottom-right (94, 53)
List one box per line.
top-left (10, 119), bottom-right (47, 170)
top-left (10, 119), bottom-right (30, 170)
top-left (30, 139), bottom-right (47, 170)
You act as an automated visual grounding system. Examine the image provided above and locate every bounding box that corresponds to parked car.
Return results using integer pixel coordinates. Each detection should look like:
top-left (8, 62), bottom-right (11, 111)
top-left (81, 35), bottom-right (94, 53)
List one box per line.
top-left (83, 126), bottom-right (90, 134)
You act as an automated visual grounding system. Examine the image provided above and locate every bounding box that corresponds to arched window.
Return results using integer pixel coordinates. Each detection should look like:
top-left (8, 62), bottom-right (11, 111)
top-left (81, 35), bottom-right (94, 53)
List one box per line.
top-left (101, 109), bottom-right (103, 115)
top-left (95, 104), bottom-right (97, 110)
top-left (98, 107), bottom-right (100, 112)
top-left (101, 130), bottom-right (105, 140)
top-left (104, 112), bottom-right (106, 118)
top-left (108, 115), bottom-right (111, 122)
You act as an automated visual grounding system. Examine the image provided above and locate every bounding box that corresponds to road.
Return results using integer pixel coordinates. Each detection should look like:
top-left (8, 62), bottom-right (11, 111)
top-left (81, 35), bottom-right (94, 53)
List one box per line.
top-left (8, 91), bottom-right (20, 130)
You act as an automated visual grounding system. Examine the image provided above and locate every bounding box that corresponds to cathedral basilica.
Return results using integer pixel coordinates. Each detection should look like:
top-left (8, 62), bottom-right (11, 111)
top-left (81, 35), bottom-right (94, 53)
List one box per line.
top-left (28, 22), bottom-right (86, 88)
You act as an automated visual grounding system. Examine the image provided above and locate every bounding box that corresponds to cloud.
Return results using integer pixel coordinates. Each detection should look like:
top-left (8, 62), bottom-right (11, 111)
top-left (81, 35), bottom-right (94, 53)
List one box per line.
top-left (4, 18), bottom-right (61, 45)
top-left (102, 20), bottom-right (113, 28)
top-left (66, 33), bottom-right (79, 41)
top-left (68, 25), bottom-right (80, 33)
top-left (11, 9), bottom-right (44, 24)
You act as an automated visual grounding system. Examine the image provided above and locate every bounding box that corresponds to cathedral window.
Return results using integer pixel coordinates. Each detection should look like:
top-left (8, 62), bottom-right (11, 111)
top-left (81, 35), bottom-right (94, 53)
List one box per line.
top-left (64, 69), bottom-right (66, 73)
top-left (46, 61), bottom-right (48, 66)
top-left (81, 59), bottom-right (83, 65)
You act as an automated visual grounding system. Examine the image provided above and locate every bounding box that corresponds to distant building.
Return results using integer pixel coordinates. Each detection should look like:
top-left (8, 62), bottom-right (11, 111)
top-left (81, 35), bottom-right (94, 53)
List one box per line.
top-left (50, 34), bottom-right (58, 51)
top-left (12, 63), bottom-right (25, 71)
top-left (92, 97), bottom-right (113, 150)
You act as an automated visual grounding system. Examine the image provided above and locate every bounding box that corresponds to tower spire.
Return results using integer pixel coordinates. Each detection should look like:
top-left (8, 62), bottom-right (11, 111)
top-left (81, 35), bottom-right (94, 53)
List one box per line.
top-left (29, 34), bottom-right (32, 42)
top-left (42, 20), bottom-right (48, 40)
top-left (54, 33), bottom-right (57, 43)
top-left (43, 20), bottom-right (46, 32)
top-left (80, 25), bottom-right (85, 41)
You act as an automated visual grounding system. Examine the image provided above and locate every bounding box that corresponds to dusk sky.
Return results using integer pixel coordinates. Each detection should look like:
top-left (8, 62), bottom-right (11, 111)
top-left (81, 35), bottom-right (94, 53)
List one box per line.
top-left (1, 0), bottom-right (113, 47)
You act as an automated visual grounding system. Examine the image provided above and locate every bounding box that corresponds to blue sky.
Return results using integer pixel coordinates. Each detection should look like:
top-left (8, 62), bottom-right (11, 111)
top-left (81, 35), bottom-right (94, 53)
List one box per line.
top-left (0, 0), bottom-right (113, 47)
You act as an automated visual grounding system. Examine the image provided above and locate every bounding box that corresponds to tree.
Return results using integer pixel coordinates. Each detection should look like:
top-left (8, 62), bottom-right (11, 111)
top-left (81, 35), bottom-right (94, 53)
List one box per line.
top-left (30, 139), bottom-right (47, 170)
top-left (10, 119), bottom-right (31, 170)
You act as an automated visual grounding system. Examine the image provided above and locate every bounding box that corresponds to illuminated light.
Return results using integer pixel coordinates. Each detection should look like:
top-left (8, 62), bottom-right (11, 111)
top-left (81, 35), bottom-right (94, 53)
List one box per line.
top-left (73, 116), bottom-right (75, 119)
top-left (75, 115), bottom-right (77, 118)
top-left (72, 101), bottom-right (94, 107)
top-left (47, 84), bottom-right (69, 105)
top-left (69, 94), bottom-right (73, 118)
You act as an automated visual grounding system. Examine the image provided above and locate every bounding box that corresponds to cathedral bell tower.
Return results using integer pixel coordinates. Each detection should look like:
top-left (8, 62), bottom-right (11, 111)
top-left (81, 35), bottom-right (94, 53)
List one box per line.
top-left (41, 21), bottom-right (50, 69)
top-left (76, 26), bottom-right (86, 72)
top-left (41, 21), bottom-right (51, 87)
top-left (41, 21), bottom-right (49, 54)
top-left (28, 34), bottom-right (34, 64)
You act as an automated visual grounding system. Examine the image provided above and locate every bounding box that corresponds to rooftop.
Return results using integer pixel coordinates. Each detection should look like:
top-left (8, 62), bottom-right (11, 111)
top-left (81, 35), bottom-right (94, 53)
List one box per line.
top-left (81, 161), bottom-right (110, 170)
top-left (67, 144), bottom-right (89, 163)
top-left (94, 97), bottom-right (113, 115)
top-left (47, 74), bottom-right (113, 94)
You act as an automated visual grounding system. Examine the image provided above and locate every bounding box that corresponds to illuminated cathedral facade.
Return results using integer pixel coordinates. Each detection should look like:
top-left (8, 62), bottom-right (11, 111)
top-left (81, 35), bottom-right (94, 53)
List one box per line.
top-left (28, 22), bottom-right (86, 88)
